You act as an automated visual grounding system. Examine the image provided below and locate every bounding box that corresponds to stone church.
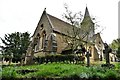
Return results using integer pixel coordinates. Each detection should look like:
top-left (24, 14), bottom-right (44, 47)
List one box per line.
top-left (25, 7), bottom-right (105, 64)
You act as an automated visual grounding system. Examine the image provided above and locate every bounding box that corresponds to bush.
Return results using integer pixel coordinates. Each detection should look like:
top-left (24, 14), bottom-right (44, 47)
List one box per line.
top-left (105, 69), bottom-right (117, 80)
top-left (35, 54), bottom-right (85, 64)
top-left (2, 67), bottom-right (17, 78)
top-left (115, 63), bottom-right (120, 70)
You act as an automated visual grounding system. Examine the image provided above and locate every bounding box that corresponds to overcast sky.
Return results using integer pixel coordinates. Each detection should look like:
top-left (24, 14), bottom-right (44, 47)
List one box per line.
top-left (0, 0), bottom-right (119, 44)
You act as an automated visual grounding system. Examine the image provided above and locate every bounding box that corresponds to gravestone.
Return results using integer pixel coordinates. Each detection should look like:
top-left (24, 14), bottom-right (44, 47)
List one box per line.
top-left (102, 43), bottom-right (114, 68)
top-left (85, 47), bottom-right (91, 67)
top-left (103, 43), bottom-right (112, 65)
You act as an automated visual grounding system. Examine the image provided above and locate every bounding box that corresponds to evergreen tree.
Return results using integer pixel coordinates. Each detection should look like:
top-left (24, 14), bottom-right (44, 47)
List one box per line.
top-left (0, 32), bottom-right (30, 64)
top-left (110, 38), bottom-right (120, 59)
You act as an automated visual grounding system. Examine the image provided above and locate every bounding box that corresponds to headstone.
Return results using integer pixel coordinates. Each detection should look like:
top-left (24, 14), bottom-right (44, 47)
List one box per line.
top-left (103, 43), bottom-right (112, 65)
top-left (85, 47), bottom-right (91, 67)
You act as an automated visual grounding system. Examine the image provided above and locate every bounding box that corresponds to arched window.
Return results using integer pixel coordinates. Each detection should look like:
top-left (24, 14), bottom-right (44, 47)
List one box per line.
top-left (34, 33), bottom-right (40, 52)
top-left (41, 30), bottom-right (46, 50)
top-left (46, 33), bottom-right (57, 52)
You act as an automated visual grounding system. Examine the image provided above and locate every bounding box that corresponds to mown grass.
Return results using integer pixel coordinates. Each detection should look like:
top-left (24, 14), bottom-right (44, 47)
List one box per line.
top-left (2, 62), bottom-right (120, 79)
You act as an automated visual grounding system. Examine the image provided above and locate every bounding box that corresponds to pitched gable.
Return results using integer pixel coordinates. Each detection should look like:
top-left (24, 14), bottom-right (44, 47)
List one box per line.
top-left (91, 33), bottom-right (104, 49)
top-left (32, 9), bottom-right (53, 37)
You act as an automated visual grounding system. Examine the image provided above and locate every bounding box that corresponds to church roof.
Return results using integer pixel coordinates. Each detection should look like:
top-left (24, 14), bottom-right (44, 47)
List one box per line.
top-left (84, 7), bottom-right (90, 17)
top-left (33, 8), bottom-right (99, 42)
top-left (33, 8), bottom-right (82, 38)
top-left (81, 6), bottom-right (94, 25)
top-left (47, 13), bottom-right (77, 36)
top-left (49, 14), bottom-right (82, 38)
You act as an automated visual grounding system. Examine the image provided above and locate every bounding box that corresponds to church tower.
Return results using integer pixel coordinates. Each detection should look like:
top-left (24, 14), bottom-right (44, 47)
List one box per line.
top-left (81, 7), bottom-right (95, 40)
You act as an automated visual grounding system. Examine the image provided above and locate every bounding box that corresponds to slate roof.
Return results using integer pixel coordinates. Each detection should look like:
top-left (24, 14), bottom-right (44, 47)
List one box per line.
top-left (84, 7), bottom-right (90, 17)
top-left (46, 13), bottom-right (81, 37)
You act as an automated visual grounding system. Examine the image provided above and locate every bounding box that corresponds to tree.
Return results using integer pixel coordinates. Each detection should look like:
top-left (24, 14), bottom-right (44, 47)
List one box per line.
top-left (63, 4), bottom-right (83, 27)
top-left (62, 4), bottom-right (84, 54)
top-left (110, 38), bottom-right (120, 59)
top-left (0, 32), bottom-right (30, 64)
top-left (62, 4), bottom-right (101, 53)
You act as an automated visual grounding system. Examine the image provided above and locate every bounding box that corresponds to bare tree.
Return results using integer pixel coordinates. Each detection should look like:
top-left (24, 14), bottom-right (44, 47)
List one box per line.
top-left (62, 4), bottom-right (104, 55)
top-left (62, 4), bottom-right (90, 53)
top-left (62, 4), bottom-right (84, 54)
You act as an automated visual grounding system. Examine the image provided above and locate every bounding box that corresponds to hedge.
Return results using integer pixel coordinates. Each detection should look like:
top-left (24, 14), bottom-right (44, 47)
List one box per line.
top-left (34, 54), bottom-right (85, 64)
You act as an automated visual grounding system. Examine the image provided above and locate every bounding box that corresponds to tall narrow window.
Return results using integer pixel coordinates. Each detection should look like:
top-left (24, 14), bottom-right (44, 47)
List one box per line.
top-left (41, 30), bottom-right (46, 49)
top-left (47, 33), bottom-right (57, 52)
top-left (52, 37), bottom-right (57, 52)
top-left (43, 39), bottom-right (48, 51)
top-left (34, 33), bottom-right (40, 52)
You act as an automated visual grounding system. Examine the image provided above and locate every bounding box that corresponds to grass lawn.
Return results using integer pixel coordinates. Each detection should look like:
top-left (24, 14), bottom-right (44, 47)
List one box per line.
top-left (1, 62), bottom-right (120, 79)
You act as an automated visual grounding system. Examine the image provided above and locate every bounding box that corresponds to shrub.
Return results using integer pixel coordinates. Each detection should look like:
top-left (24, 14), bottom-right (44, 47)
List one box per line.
top-left (105, 69), bottom-right (117, 80)
top-left (115, 63), bottom-right (120, 70)
top-left (2, 67), bottom-right (17, 78)
top-left (35, 54), bottom-right (85, 64)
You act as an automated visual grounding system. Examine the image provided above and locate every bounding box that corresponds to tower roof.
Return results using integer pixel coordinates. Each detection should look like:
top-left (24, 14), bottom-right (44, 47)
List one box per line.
top-left (84, 6), bottom-right (90, 17)
top-left (81, 6), bottom-right (93, 24)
